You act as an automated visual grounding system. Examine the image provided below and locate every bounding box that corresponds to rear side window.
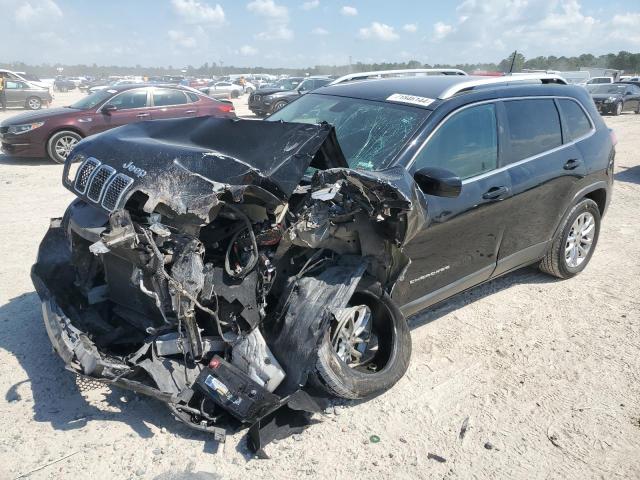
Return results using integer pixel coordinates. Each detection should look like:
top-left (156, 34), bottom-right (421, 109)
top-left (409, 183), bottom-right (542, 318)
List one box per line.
top-left (412, 103), bottom-right (498, 180)
top-left (153, 89), bottom-right (188, 106)
top-left (186, 92), bottom-right (200, 102)
top-left (558, 99), bottom-right (592, 141)
top-left (504, 99), bottom-right (562, 163)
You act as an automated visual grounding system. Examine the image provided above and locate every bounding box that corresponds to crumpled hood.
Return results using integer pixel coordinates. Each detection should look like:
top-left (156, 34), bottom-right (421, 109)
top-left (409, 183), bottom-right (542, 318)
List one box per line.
top-left (64, 116), bottom-right (348, 217)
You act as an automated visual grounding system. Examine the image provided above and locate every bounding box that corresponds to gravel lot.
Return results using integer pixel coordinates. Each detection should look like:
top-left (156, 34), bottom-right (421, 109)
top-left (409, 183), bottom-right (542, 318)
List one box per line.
top-left (0, 90), bottom-right (638, 480)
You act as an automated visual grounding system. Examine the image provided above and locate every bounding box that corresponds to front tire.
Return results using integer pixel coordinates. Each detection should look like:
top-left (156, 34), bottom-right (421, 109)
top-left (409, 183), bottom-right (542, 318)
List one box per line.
top-left (272, 100), bottom-right (288, 112)
top-left (539, 198), bottom-right (601, 279)
top-left (613, 102), bottom-right (623, 116)
top-left (26, 96), bottom-right (42, 110)
top-left (47, 130), bottom-right (82, 164)
top-left (314, 280), bottom-right (411, 400)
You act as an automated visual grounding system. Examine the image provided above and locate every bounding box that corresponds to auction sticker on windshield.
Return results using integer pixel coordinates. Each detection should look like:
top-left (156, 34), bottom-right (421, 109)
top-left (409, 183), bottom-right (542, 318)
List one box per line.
top-left (386, 93), bottom-right (435, 107)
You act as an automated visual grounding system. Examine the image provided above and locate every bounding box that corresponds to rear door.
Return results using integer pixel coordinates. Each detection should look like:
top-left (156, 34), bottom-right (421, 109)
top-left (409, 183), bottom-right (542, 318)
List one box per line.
top-left (89, 87), bottom-right (151, 134)
top-left (493, 97), bottom-right (589, 275)
top-left (149, 88), bottom-right (196, 119)
top-left (397, 102), bottom-right (513, 311)
top-left (4, 80), bottom-right (28, 106)
top-left (623, 84), bottom-right (640, 111)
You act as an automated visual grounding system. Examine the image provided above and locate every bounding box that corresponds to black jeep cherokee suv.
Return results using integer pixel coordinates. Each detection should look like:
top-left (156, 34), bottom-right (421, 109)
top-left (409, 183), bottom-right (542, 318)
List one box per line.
top-left (32, 74), bottom-right (614, 450)
top-left (248, 76), bottom-right (331, 116)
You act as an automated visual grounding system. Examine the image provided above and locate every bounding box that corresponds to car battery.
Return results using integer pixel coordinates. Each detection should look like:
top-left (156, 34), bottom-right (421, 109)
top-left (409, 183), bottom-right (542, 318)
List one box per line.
top-left (195, 356), bottom-right (280, 423)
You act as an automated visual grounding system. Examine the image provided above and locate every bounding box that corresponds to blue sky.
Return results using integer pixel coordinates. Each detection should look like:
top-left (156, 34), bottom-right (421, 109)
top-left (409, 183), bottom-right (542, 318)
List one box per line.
top-left (1, 0), bottom-right (639, 68)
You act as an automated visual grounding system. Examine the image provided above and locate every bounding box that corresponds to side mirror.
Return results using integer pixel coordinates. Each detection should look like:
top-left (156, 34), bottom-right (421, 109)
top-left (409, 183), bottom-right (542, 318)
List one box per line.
top-left (414, 167), bottom-right (462, 197)
top-left (102, 104), bottom-right (117, 114)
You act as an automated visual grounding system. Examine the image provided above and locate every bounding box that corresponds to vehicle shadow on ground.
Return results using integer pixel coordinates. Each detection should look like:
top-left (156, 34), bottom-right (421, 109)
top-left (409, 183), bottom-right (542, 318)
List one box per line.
top-left (0, 154), bottom-right (53, 166)
top-left (615, 165), bottom-right (640, 185)
top-left (0, 291), bottom-right (221, 453)
top-left (408, 266), bottom-right (558, 329)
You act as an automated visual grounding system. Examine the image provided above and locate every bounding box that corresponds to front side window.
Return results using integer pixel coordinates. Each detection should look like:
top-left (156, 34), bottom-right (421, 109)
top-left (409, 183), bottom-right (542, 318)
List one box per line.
top-left (153, 88), bottom-right (188, 107)
top-left (558, 99), bottom-right (592, 141)
top-left (109, 89), bottom-right (149, 110)
top-left (412, 103), bottom-right (498, 180)
top-left (504, 99), bottom-right (562, 163)
top-left (267, 93), bottom-right (429, 171)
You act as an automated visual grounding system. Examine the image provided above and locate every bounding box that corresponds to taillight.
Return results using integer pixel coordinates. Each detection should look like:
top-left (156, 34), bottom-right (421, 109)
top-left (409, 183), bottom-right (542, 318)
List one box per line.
top-left (609, 128), bottom-right (617, 146)
top-left (219, 104), bottom-right (234, 113)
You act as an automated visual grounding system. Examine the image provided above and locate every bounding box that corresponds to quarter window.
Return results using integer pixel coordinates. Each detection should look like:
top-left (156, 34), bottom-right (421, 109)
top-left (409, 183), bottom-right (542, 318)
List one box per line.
top-left (153, 89), bottom-right (188, 106)
top-left (558, 99), bottom-right (592, 141)
top-left (412, 103), bottom-right (498, 180)
top-left (504, 99), bottom-right (562, 163)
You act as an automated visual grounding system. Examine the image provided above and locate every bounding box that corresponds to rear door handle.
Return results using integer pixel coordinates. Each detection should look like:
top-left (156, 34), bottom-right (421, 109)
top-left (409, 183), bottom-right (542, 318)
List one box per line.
top-left (482, 186), bottom-right (509, 200)
top-left (136, 113), bottom-right (150, 118)
top-left (564, 158), bottom-right (582, 170)
top-left (185, 110), bottom-right (196, 114)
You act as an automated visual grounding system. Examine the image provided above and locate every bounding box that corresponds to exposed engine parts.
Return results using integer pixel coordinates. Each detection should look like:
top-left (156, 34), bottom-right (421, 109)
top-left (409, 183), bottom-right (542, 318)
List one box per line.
top-left (33, 118), bottom-right (417, 453)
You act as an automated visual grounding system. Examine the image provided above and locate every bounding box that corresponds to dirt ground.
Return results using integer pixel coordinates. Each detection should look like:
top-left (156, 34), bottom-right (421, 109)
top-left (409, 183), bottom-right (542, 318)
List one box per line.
top-left (0, 90), bottom-right (638, 480)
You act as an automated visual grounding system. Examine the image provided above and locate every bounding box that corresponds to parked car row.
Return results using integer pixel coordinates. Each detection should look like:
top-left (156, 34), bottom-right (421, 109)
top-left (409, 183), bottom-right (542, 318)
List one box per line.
top-left (248, 76), bottom-right (331, 116)
top-left (588, 82), bottom-right (640, 115)
top-left (0, 84), bottom-right (235, 163)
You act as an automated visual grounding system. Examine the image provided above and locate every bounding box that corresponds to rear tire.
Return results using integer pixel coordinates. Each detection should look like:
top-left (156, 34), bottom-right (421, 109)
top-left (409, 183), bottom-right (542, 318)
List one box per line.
top-left (231, 90), bottom-right (239, 98)
top-left (539, 199), bottom-right (601, 279)
top-left (47, 130), bottom-right (82, 164)
top-left (314, 280), bottom-right (411, 400)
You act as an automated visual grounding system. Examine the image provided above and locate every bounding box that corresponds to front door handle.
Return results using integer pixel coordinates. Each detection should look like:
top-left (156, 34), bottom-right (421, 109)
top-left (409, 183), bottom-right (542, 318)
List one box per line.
top-left (482, 185), bottom-right (509, 200)
top-left (136, 113), bottom-right (150, 118)
top-left (564, 158), bottom-right (582, 170)
top-left (185, 110), bottom-right (196, 114)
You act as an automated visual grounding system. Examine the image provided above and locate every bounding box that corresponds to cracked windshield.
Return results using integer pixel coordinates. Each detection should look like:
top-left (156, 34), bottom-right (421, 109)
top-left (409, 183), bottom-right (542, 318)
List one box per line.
top-left (268, 93), bottom-right (429, 170)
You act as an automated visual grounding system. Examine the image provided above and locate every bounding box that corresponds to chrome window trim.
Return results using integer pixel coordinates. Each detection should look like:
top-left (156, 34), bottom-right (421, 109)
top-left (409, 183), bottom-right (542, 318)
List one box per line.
top-left (405, 95), bottom-right (596, 185)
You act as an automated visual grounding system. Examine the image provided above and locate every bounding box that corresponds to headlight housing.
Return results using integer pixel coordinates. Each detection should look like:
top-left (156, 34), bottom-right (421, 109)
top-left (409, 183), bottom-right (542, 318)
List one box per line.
top-left (604, 97), bottom-right (617, 103)
top-left (7, 122), bottom-right (45, 135)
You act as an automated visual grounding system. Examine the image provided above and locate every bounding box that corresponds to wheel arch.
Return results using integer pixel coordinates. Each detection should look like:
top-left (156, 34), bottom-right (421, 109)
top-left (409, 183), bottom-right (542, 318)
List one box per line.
top-left (551, 182), bottom-right (608, 240)
top-left (47, 126), bottom-right (85, 143)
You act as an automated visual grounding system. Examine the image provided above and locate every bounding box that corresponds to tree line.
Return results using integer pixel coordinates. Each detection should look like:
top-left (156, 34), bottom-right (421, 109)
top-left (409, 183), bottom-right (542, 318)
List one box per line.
top-left (2, 51), bottom-right (639, 78)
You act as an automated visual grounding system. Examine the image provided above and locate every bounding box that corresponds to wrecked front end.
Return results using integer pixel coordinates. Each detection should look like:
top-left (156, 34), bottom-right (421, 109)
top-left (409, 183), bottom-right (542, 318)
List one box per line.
top-left (32, 117), bottom-right (421, 452)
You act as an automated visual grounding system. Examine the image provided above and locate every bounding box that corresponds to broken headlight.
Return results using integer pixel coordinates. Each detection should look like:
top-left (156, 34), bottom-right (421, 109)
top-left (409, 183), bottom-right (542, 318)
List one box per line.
top-left (64, 153), bottom-right (87, 185)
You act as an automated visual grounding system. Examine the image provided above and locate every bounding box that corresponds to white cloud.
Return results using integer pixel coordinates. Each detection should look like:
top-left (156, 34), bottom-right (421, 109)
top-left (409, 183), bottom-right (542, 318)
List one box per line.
top-left (433, 21), bottom-right (452, 40)
top-left (168, 29), bottom-right (197, 49)
top-left (247, 0), bottom-right (288, 19)
top-left (15, 0), bottom-right (62, 24)
top-left (247, 0), bottom-right (292, 40)
top-left (358, 22), bottom-right (399, 41)
top-left (301, 0), bottom-right (319, 10)
top-left (422, 0), bottom-right (640, 63)
top-left (341, 6), bottom-right (357, 16)
top-left (402, 23), bottom-right (418, 33)
top-left (239, 44), bottom-right (259, 55)
top-left (312, 27), bottom-right (329, 35)
top-left (171, 0), bottom-right (225, 25)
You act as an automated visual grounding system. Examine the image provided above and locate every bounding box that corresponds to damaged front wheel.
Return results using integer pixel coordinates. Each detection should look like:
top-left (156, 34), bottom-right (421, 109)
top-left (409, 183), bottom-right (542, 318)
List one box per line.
top-left (314, 280), bottom-right (411, 400)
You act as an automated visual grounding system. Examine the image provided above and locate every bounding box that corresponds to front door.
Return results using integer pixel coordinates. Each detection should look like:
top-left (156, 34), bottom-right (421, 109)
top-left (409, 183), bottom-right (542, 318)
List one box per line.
top-left (623, 84), bottom-right (640, 112)
top-left (89, 87), bottom-right (151, 135)
top-left (394, 102), bottom-right (512, 313)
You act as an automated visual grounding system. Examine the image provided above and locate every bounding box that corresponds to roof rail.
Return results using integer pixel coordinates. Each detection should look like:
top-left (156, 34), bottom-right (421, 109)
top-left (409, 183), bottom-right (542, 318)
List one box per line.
top-left (330, 68), bottom-right (468, 85)
top-left (438, 74), bottom-right (568, 99)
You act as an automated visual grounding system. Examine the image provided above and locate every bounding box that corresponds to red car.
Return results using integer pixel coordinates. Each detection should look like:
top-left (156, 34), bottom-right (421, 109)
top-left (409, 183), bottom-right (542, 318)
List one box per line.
top-left (0, 84), bottom-right (236, 163)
